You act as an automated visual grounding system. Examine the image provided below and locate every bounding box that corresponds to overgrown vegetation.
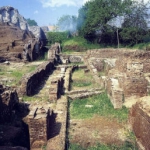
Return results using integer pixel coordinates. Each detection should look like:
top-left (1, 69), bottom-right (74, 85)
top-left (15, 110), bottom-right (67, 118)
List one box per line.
top-left (47, 31), bottom-right (69, 45)
top-left (0, 64), bottom-right (37, 86)
top-left (70, 92), bottom-right (128, 122)
top-left (71, 69), bottom-right (99, 90)
top-left (26, 18), bottom-right (38, 26)
top-left (48, 0), bottom-right (150, 51)
top-left (68, 142), bottom-right (138, 150)
top-left (62, 36), bottom-right (102, 53)
top-left (68, 68), bottom-right (136, 150)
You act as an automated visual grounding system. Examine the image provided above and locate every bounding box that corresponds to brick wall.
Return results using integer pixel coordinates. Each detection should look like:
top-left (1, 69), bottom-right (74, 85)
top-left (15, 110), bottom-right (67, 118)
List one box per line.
top-left (129, 96), bottom-right (150, 150)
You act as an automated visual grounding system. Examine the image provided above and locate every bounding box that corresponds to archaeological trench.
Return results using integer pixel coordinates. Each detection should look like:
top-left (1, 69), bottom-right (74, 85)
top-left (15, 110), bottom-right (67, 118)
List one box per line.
top-left (1, 5), bottom-right (150, 150)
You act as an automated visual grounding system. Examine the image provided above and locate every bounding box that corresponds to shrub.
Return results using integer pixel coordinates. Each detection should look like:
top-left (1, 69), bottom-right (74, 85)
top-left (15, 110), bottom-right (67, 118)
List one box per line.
top-left (47, 31), bottom-right (68, 45)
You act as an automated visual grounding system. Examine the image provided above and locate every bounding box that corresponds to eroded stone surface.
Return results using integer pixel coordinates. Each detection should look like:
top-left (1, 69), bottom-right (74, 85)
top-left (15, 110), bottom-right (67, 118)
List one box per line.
top-left (129, 96), bottom-right (150, 150)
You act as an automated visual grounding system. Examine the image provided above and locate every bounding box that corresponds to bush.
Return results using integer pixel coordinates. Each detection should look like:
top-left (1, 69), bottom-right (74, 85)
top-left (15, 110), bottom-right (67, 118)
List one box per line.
top-left (47, 31), bottom-right (69, 45)
top-left (62, 36), bottom-right (101, 52)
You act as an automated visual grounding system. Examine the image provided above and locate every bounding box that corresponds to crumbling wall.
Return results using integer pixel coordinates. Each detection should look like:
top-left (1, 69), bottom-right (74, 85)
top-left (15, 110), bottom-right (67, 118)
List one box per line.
top-left (49, 77), bottom-right (64, 102)
top-left (59, 54), bottom-right (84, 64)
top-left (85, 50), bottom-right (150, 109)
top-left (86, 49), bottom-right (134, 59)
top-left (0, 84), bottom-right (30, 149)
top-left (129, 96), bottom-right (150, 150)
top-left (18, 61), bottom-right (54, 96)
top-left (47, 43), bottom-right (61, 62)
top-left (23, 105), bottom-right (54, 149)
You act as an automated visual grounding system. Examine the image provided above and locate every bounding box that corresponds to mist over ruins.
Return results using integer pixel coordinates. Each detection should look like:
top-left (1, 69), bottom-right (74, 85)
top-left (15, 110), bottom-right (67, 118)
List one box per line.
top-left (0, 2), bottom-right (150, 150)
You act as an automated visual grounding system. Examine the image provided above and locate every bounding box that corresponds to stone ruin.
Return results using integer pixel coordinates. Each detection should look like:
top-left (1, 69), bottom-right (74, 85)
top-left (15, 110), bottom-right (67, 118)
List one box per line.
top-left (84, 49), bottom-right (150, 150)
top-left (84, 49), bottom-right (150, 109)
top-left (23, 104), bottom-right (54, 149)
top-left (0, 84), bottom-right (29, 150)
top-left (129, 96), bottom-right (150, 150)
top-left (18, 61), bottom-right (55, 96)
top-left (0, 83), bottom-right (56, 150)
top-left (0, 6), bottom-right (47, 62)
top-left (1, 38), bottom-right (150, 150)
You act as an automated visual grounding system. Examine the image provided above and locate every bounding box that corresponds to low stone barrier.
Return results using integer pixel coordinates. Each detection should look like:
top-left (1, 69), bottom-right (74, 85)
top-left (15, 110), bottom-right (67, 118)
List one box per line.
top-left (60, 54), bottom-right (84, 64)
top-left (18, 61), bottom-right (54, 96)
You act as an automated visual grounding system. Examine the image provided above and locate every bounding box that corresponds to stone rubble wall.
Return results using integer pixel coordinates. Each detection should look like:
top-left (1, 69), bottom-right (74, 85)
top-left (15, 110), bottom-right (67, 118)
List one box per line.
top-left (49, 77), bottom-right (64, 102)
top-left (0, 84), bottom-right (19, 123)
top-left (129, 96), bottom-right (150, 150)
top-left (0, 23), bottom-right (45, 62)
top-left (18, 61), bottom-right (55, 96)
top-left (47, 43), bottom-right (61, 62)
top-left (85, 50), bottom-right (150, 109)
top-left (23, 105), bottom-right (54, 149)
top-left (0, 84), bottom-right (30, 149)
top-left (86, 49), bottom-right (134, 59)
top-left (60, 54), bottom-right (84, 64)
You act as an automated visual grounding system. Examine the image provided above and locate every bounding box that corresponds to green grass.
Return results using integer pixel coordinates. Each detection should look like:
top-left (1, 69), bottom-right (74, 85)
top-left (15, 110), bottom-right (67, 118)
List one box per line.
top-left (72, 79), bottom-right (92, 87)
top-left (70, 62), bottom-right (84, 66)
top-left (68, 142), bottom-right (138, 150)
top-left (127, 42), bottom-right (150, 50)
top-left (0, 64), bottom-right (38, 86)
top-left (70, 92), bottom-right (128, 122)
top-left (62, 37), bottom-right (101, 53)
top-left (98, 71), bottom-right (105, 77)
top-left (71, 69), bottom-right (98, 90)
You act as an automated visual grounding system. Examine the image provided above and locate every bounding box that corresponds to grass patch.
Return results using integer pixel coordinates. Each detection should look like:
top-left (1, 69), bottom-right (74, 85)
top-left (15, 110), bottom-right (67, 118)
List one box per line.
top-left (70, 62), bottom-right (84, 66)
top-left (62, 37), bottom-right (101, 53)
top-left (68, 142), bottom-right (138, 150)
top-left (70, 92), bottom-right (128, 122)
top-left (0, 63), bottom-right (38, 86)
top-left (71, 69), bottom-right (98, 90)
top-left (98, 71), bottom-right (105, 77)
top-left (22, 96), bottom-right (39, 102)
top-left (11, 70), bottom-right (23, 79)
top-left (72, 79), bottom-right (92, 87)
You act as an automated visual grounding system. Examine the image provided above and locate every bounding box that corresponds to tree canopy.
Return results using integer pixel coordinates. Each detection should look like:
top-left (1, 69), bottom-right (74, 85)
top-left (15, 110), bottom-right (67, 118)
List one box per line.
top-left (26, 18), bottom-right (38, 26)
top-left (77, 0), bottom-right (150, 45)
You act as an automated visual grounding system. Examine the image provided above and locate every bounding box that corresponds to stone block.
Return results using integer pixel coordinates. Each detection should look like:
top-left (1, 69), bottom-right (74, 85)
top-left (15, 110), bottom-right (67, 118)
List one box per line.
top-left (129, 96), bottom-right (150, 150)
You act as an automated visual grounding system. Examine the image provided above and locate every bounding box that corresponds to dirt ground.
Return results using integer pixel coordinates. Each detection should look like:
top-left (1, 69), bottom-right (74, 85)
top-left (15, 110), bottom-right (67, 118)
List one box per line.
top-left (69, 115), bottom-right (128, 148)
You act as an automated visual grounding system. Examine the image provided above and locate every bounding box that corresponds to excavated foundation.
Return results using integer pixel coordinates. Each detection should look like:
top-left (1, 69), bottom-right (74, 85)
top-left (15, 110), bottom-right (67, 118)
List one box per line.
top-left (1, 45), bottom-right (150, 150)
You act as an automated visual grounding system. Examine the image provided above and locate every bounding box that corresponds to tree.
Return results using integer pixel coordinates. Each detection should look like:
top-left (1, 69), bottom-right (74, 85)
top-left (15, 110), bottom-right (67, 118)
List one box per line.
top-left (77, 0), bottom-right (132, 42)
top-left (120, 0), bottom-right (150, 45)
top-left (26, 18), bottom-right (38, 26)
top-left (57, 15), bottom-right (77, 33)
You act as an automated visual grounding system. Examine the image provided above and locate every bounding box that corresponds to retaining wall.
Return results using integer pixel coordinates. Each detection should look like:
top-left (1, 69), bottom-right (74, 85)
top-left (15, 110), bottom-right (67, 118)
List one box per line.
top-left (18, 61), bottom-right (55, 96)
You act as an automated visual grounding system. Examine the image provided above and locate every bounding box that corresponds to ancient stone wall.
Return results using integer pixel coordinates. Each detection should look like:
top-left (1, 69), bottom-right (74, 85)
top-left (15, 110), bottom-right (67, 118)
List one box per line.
top-left (85, 50), bottom-right (150, 109)
top-left (0, 84), bottom-right (19, 123)
top-left (0, 23), bottom-right (45, 62)
top-left (0, 84), bottom-right (30, 149)
top-left (60, 54), bottom-right (84, 64)
top-left (86, 49), bottom-right (134, 59)
top-left (49, 77), bottom-right (64, 102)
top-left (47, 43), bottom-right (61, 62)
top-left (18, 61), bottom-right (54, 96)
top-left (129, 96), bottom-right (150, 150)
top-left (23, 105), bottom-right (54, 149)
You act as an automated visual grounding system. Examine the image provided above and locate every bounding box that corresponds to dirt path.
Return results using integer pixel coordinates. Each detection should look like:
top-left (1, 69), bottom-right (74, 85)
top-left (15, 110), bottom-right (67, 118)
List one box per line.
top-left (69, 116), bottom-right (127, 149)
